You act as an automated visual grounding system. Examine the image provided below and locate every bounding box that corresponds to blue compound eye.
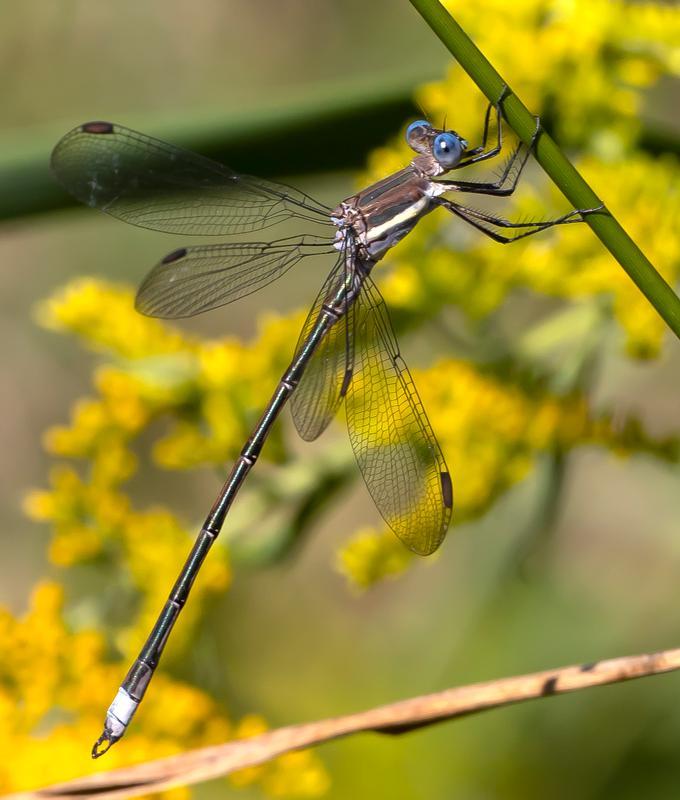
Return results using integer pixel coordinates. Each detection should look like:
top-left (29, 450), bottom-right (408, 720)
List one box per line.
top-left (406, 119), bottom-right (431, 148)
top-left (433, 132), bottom-right (464, 168)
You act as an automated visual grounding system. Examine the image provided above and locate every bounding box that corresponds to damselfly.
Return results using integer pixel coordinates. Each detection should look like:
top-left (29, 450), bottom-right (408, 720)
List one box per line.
top-left (51, 91), bottom-right (599, 757)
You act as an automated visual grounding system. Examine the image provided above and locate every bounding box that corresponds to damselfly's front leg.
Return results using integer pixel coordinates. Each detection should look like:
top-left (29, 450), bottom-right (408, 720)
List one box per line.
top-left (442, 115), bottom-right (542, 197)
top-left (454, 85), bottom-right (511, 168)
top-left (436, 197), bottom-right (604, 244)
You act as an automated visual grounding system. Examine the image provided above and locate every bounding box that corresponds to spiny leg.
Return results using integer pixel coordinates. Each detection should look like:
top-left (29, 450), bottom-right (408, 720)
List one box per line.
top-left (436, 197), bottom-right (604, 244)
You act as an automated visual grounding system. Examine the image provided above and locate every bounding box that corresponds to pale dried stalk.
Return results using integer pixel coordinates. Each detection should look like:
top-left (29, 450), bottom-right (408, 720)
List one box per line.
top-left (7, 647), bottom-right (680, 800)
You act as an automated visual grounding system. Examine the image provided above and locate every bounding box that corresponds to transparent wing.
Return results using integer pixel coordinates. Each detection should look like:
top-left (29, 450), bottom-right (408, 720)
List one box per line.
top-left (290, 251), bottom-right (354, 441)
top-left (346, 276), bottom-right (452, 555)
top-left (50, 121), bottom-right (332, 236)
top-left (136, 235), bottom-right (334, 319)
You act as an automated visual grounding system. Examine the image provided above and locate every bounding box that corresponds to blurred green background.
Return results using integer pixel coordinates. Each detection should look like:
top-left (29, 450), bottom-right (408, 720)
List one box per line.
top-left (2, 1), bottom-right (680, 798)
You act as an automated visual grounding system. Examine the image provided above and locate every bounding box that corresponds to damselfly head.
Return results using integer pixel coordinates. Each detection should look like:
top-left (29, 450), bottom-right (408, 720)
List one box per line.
top-left (405, 120), bottom-right (467, 172)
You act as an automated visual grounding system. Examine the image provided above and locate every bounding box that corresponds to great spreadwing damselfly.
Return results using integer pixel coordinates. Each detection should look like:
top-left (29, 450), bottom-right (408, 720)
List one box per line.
top-left (51, 90), bottom-right (601, 757)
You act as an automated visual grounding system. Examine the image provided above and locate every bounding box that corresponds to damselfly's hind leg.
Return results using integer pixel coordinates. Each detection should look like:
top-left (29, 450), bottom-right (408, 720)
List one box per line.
top-left (436, 197), bottom-right (604, 244)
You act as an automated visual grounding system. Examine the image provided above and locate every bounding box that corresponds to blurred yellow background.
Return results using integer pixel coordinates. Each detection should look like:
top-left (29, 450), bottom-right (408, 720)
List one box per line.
top-left (1, 1), bottom-right (680, 798)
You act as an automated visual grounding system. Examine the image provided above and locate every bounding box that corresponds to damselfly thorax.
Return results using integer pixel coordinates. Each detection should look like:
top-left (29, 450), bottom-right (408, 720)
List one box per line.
top-left (332, 148), bottom-right (457, 262)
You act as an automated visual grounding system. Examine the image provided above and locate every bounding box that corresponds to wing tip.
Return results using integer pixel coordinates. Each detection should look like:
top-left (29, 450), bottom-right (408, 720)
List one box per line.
top-left (133, 293), bottom-right (155, 317)
top-left (396, 499), bottom-right (453, 557)
top-left (406, 529), bottom-right (448, 557)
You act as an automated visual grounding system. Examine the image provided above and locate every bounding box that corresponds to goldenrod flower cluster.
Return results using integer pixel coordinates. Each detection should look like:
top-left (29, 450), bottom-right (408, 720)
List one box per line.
top-left (15, 281), bottom-right (327, 794)
top-left (0, 583), bottom-right (326, 793)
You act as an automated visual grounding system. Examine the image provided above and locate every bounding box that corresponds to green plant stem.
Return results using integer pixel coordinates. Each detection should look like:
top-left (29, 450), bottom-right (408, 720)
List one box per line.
top-left (409, 0), bottom-right (680, 341)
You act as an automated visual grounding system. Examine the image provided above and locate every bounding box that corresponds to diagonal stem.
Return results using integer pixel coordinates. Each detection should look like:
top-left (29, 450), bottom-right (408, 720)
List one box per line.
top-left (409, 0), bottom-right (680, 340)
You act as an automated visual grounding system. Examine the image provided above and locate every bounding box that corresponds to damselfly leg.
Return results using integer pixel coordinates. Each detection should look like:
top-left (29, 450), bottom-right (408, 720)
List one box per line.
top-left (436, 198), bottom-right (603, 244)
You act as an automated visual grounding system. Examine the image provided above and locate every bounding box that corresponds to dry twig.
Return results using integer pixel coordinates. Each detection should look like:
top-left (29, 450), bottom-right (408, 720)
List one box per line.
top-left (6, 647), bottom-right (680, 800)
